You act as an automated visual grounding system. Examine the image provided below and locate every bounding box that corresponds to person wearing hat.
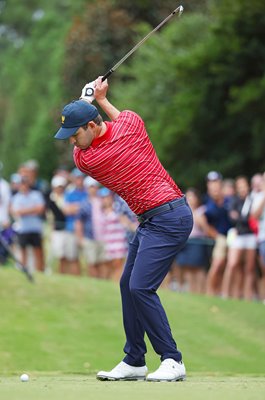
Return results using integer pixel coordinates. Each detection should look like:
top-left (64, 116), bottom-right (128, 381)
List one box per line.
top-left (54, 77), bottom-right (193, 382)
top-left (204, 171), bottom-right (232, 296)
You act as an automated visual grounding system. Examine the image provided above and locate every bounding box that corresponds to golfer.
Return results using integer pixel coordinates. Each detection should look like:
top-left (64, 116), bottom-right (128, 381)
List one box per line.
top-left (54, 77), bottom-right (193, 381)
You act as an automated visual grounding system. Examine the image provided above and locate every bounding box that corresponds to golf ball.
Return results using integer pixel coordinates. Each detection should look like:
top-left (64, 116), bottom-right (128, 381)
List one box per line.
top-left (20, 373), bottom-right (29, 382)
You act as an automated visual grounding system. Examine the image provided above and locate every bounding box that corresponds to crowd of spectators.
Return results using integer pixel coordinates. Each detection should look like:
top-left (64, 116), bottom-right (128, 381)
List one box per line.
top-left (1, 159), bottom-right (265, 303)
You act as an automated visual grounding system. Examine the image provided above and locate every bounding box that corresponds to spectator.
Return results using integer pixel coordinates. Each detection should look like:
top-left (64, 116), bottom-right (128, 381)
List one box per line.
top-left (222, 178), bottom-right (236, 207)
top-left (250, 172), bottom-right (265, 301)
top-left (251, 173), bottom-right (263, 196)
top-left (0, 169), bottom-right (11, 230)
top-left (204, 171), bottom-right (232, 296)
top-left (10, 173), bottom-right (21, 195)
top-left (46, 174), bottom-right (68, 274)
top-left (18, 159), bottom-right (49, 195)
top-left (222, 176), bottom-right (257, 300)
top-left (53, 165), bottom-right (71, 182)
top-left (114, 196), bottom-right (138, 243)
top-left (10, 175), bottom-right (46, 272)
top-left (248, 172), bottom-right (264, 236)
top-left (0, 166), bottom-right (12, 264)
top-left (174, 188), bottom-right (215, 294)
top-left (62, 168), bottom-right (87, 275)
top-left (75, 177), bottom-right (106, 278)
top-left (99, 188), bottom-right (128, 282)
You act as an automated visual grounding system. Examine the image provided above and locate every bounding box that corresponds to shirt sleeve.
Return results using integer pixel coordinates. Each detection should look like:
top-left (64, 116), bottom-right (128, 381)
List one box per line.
top-left (114, 110), bottom-right (144, 137)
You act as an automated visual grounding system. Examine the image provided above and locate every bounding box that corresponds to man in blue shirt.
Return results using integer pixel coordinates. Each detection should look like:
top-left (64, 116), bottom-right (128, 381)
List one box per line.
top-left (63, 168), bottom-right (87, 275)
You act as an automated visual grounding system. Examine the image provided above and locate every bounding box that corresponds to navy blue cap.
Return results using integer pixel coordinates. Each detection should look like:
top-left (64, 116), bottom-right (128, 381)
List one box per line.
top-left (54, 100), bottom-right (99, 140)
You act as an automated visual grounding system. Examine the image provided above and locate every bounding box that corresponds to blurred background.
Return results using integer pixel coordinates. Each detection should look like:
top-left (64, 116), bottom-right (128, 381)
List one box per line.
top-left (0, 0), bottom-right (264, 188)
top-left (0, 1), bottom-right (265, 381)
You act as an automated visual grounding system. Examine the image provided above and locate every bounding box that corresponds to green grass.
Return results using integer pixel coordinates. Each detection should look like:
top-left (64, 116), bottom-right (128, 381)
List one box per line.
top-left (0, 268), bottom-right (264, 375)
top-left (1, 376), bottom-right (265, 400)
top-left (0, 267), bottom-right (264, 399)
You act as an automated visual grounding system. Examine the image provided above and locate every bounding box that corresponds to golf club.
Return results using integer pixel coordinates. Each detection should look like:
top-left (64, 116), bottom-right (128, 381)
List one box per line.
top-left (82, 5), bottom-right (184, 101)
top-left (0, 233), bottom-right (34, 283)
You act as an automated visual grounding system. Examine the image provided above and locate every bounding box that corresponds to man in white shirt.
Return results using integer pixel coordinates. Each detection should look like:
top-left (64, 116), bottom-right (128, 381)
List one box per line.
top-left (0, 169), bottom-right (11, 264)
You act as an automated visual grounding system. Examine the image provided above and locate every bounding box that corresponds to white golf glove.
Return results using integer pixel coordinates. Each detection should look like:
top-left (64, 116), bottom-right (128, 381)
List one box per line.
top-left (80, 80), bottom-right (95, 103)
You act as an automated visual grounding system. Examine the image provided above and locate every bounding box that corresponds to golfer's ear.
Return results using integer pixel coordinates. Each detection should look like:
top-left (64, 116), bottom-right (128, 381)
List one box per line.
top-left (88, 121), bottom-right (96, 129)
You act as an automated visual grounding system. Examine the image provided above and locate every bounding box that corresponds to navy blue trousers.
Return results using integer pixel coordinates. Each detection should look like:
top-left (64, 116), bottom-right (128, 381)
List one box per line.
top-left (120, 199), bottom-right (193, 367)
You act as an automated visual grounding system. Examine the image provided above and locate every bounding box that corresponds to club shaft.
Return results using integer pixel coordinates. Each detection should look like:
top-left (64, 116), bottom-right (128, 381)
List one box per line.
top-left (0, 234), bottom-right (34, 282)
top-left (102, 5), bottom-right (183, 81)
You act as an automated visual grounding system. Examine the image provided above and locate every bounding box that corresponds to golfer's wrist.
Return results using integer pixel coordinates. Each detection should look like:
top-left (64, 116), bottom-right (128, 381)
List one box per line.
top-left (96, 96), bottom-right (108, 106)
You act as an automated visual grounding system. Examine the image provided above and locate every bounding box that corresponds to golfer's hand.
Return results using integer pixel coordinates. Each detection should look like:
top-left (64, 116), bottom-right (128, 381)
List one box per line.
top-left (80, 80), bottom-right (95, 103)
top-left (94, 77), bottom-right (109, 102)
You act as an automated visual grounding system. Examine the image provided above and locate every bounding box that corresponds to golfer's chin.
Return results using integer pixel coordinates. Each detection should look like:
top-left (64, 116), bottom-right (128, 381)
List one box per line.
top-left (75, 144), bottom-right (89, 150)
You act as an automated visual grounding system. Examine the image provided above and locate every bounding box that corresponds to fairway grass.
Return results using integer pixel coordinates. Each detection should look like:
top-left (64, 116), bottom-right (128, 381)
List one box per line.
top-left (1, 375), bottom-right (265, 400)
top-left (0, 267), bottom-right (265, 385)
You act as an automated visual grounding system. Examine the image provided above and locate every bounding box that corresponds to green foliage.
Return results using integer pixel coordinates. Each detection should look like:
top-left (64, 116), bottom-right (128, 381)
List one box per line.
top-left (0, 1), bottom-right (88, 178)
top-left (115, 0), bottom-right (209, 23)
top-left (63, 0), bottom-right (135, 97)
top-left (191, 0), bottom-right (265, 181)
top-left (111, 0), bottom-right (265, 188)
top-left (0, 0), bottom-right (264, 185)
top-left (111, 13), bottom-right (211, 189)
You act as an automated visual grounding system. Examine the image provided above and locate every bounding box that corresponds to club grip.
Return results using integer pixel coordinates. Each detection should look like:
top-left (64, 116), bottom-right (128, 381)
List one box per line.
top-left (102, 69), bottom-right (113, 81)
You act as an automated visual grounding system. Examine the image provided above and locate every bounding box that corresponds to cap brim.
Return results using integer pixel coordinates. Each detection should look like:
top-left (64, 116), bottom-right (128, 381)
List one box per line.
top-left (54, 126), bottom-right (79, 140)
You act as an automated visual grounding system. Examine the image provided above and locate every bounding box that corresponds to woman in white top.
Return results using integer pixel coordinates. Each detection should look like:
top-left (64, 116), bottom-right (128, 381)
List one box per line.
top-left (251, 172), bottom-right (265, 301)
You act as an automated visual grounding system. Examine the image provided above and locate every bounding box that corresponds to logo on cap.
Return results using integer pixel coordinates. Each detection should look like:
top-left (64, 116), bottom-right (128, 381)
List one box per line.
top-left (55, 100), bottom-right (99, 140)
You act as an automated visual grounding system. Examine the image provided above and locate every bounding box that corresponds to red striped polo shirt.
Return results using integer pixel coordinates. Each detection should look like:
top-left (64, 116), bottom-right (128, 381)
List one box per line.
top-left (74, 110), bottom-right (182, 214)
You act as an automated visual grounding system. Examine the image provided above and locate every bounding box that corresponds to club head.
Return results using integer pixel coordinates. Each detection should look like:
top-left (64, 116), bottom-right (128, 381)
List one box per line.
top-left (178, 6), bottom-right (184, 16)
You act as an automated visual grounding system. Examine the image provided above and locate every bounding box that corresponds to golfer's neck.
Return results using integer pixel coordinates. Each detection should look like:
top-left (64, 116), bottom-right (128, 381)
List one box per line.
top-left (98, 122), bottom-right (107, 138)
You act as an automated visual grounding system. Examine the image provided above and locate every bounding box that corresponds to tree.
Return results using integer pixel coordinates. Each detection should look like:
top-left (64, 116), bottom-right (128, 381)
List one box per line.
top-left (111, 0), bottom-right (265, 188)
top-left (0, 1), bottom-right (88, 178)
top-left (111, 13), bottom-right (211, 189)
top-left (63, 0), bottom-right (135, 97)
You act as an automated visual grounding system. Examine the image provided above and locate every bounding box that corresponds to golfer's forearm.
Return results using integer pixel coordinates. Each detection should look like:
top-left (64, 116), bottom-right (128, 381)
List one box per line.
top-left (96, 98), bottom-right (120, 120)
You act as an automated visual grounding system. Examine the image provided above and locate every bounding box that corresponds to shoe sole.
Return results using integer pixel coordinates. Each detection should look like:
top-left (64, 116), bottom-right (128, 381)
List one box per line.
top-left (146, 375), bottom-right (186, 382)
top-left (97, 375), bottom-right (146, 381)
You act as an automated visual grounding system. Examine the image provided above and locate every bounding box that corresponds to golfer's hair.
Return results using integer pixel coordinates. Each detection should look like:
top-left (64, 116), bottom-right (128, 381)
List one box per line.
top-left (93, 114), bottom-right (103, 126)
top-left (82, 114), bottom-right (103, 129)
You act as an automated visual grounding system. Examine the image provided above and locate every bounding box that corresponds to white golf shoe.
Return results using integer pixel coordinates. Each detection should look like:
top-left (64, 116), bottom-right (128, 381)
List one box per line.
top-left (146, 358), bottom-right (186, 382)
top-left (97, 361), bottom-right (148, 381)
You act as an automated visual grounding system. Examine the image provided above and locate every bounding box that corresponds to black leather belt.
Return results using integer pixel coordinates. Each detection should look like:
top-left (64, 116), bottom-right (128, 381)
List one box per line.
top-left (137, 196), bottom-right (186, 224)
